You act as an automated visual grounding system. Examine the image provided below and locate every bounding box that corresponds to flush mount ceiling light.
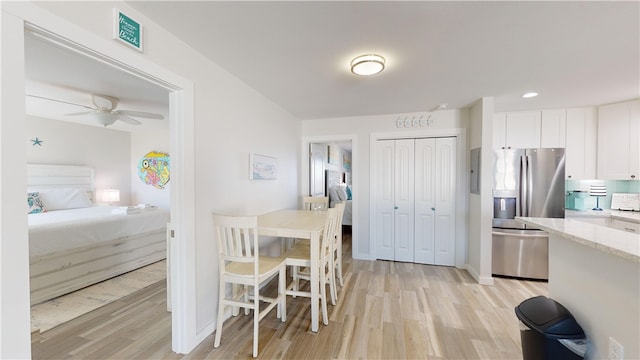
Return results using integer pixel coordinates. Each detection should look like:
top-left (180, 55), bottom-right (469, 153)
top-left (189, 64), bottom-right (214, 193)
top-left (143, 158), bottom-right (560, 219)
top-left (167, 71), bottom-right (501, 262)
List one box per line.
top-left (351, 54), bottom-right (385, 76)
top-left (522, 92), bottom-right (539, 98)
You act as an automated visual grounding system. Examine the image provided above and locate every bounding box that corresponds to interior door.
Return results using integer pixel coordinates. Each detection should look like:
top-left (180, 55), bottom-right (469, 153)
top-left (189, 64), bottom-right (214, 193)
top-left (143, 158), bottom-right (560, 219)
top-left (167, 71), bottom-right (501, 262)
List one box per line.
top-left (434, 137), bottom-right (456, 265)
top-left (393, 139), bottom-right (415, 262)
top-left (414, 138), bottom-right (436, 264)
top-left (375, 140), bottom-right (395, 260)
top-left (309, 143), bottom-right (326, 197)
top-left (414, 137), bottom-right (457, 265)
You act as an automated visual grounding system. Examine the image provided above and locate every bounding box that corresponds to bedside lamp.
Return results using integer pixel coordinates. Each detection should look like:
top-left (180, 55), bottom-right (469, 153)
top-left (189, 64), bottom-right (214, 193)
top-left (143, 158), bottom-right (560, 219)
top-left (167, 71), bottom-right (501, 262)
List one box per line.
top-left (589, 184), bottom-right (606, 211)
top-left (103, 188), bottom-right (120, 204)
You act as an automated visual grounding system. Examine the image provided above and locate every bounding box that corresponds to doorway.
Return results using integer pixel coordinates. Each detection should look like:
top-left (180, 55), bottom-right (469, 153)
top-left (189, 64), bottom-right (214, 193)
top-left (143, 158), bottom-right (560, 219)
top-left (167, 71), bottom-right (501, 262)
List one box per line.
top-left (1, 10), bottom-right (195, 354)
top-left (302, 135), bottom-right (358, 255)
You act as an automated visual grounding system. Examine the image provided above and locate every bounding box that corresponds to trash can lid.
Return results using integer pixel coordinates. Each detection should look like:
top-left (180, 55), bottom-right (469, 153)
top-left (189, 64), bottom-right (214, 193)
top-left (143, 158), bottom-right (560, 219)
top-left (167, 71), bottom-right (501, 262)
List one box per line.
top-left (515, 296), bottom-right (585, 339)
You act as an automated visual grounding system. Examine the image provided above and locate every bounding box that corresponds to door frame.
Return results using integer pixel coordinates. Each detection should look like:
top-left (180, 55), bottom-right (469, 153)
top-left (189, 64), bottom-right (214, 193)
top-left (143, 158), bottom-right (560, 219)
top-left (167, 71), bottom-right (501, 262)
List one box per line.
top-left (369, 128), bottom-right (468, 268)
top-left (1, 3), bottom-right (196, 355)
top-left (301, 135), bottom-right (359, 256)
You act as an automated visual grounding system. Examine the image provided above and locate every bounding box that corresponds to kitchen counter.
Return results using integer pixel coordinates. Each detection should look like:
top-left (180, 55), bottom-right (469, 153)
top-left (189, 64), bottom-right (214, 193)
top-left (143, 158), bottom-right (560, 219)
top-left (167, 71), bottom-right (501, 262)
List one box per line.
top-left (517, 216), bottom-right (640, 262)
top-left (515, 215), bottom-right (640, 359)
top-left (566, 209), bottom-right (640, 223)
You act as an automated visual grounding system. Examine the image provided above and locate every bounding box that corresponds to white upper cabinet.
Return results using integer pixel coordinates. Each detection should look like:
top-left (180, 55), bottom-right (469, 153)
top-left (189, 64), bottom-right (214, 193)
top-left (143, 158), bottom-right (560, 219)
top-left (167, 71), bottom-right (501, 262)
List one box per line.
top-left (565, 108), bottom-right (597, 179)
top-left (493, 111), bottom-right (541, 149)
top-left (541, 109), bottom-right (566, 148)
top-left (597, 99), bottom-right (640, 180)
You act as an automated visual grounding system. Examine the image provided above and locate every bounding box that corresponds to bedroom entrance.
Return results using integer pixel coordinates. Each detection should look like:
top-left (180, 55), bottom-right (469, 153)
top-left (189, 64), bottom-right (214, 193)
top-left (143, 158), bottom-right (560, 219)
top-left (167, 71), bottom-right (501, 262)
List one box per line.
top-left (1, 7), bottom-right (196, 355)
top-left (24, 29), bottom-right (173, 337)
top-left (303, 135), bottom-right (357, 252)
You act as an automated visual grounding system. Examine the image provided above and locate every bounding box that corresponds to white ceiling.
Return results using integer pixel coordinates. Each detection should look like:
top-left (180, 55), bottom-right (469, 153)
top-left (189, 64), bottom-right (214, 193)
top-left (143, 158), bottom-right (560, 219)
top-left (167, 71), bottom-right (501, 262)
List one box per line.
top-left (25, 32), bottom-right (170, 132)
top-left (127, 1), bottom-right (639, 118)
top-left (26, 1), bottom-right (639, 128)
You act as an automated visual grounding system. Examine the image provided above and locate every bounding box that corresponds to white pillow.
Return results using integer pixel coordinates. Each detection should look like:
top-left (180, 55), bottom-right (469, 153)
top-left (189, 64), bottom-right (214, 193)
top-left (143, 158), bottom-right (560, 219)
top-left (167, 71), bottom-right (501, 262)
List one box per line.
top-left (38, 188), bottom-right (92, 211)
top-left (336, 186), bottom-right (348, 201)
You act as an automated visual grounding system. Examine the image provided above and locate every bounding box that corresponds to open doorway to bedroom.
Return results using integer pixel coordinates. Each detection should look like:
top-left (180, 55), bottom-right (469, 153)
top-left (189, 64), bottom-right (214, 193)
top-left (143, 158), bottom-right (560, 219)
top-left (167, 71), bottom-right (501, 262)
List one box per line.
top-left (24, 29), bottom-right (172, 336)
top-left (304, 136), bottom-right (356, 251)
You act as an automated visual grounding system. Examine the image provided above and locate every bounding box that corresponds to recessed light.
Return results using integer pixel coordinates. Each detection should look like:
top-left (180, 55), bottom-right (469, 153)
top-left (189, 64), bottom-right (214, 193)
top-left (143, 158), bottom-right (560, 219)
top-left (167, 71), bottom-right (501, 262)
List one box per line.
top-left (351, 54), bottom-right (385, 76)
top-left (522, 92), bottom-right (538, 98)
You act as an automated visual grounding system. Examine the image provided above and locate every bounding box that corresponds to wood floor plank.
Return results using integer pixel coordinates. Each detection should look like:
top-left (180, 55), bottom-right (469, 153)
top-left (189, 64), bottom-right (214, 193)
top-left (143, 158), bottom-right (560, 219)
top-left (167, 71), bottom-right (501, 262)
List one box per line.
top-left (32, 233), bottom-right (548, 359)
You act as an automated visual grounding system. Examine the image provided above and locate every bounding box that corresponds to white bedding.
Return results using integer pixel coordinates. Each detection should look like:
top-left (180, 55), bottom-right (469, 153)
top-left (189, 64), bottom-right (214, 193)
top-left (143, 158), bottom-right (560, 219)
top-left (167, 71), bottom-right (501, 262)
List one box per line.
top-left (29, 205), bottom-right (170, 257)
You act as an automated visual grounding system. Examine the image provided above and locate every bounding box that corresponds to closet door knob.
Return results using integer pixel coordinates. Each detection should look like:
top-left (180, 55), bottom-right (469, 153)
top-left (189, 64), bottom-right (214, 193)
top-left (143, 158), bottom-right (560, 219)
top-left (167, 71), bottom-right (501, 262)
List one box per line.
top-left (431, 207), bottom-right (436, 211)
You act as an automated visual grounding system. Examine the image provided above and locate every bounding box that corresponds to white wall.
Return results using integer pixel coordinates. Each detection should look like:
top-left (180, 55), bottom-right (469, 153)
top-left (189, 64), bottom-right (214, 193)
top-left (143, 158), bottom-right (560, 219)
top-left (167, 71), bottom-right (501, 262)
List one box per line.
top-left (1, 2), bottom-right (300, 356)
top-left (466, 98), bottom-right (495, 285)
top-left (26, 115), bottom-right (131, 205)
top-left (302, 110), bottom-right (468, 261)
top-left (130, 127), bottom-right (170, 210)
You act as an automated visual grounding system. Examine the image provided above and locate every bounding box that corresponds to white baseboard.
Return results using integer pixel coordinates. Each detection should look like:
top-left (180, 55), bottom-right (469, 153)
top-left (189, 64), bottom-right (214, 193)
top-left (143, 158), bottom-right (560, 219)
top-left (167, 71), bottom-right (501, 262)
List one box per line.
top-left (463, 264), bottom-right (494, 286)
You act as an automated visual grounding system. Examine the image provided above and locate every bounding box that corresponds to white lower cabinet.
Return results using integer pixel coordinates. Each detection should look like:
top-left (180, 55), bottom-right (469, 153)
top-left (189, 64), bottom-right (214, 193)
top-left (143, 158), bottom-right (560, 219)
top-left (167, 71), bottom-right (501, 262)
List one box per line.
top-left (375, 137), bottom-right (456, 265)
top-left (597, 100), bottom-right (640, 180)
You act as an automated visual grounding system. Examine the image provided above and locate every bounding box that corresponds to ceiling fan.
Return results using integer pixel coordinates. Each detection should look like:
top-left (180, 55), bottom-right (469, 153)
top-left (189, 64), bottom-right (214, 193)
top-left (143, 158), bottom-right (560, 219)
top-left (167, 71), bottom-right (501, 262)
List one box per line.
top-left (26, 93), bottom-right (164, 127)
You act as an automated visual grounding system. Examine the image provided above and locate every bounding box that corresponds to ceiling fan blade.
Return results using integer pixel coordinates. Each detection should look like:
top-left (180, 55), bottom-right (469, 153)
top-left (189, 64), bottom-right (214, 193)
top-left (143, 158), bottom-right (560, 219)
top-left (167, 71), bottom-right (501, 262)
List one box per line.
top-left (116, 109), bottom-right (164, 119)
top-left (65, 111), bottom-right (94, 116)
top-left (26, 94), bottom-right (94, 110)
top-left (117, 114), bottom-right (142, 125)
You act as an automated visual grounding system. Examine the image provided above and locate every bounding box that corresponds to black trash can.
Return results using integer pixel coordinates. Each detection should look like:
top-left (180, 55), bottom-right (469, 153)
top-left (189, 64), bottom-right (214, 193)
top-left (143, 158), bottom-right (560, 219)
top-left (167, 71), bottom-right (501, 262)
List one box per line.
top-left (515, 296), bottom-right (587, 360)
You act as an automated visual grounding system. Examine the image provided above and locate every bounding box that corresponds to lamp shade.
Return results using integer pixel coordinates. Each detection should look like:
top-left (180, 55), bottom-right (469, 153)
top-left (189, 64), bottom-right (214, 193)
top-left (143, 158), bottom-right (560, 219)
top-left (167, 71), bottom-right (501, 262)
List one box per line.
top-left (589, 184), bottom-right (607, 197)
top-left (103, 189), bottom-right (120, 203)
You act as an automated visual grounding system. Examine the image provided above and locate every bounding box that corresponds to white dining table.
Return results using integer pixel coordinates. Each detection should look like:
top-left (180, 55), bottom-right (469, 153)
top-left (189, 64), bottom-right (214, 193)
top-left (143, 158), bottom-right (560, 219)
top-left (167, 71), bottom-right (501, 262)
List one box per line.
top-left (257, 209), bottom-right (326, 332)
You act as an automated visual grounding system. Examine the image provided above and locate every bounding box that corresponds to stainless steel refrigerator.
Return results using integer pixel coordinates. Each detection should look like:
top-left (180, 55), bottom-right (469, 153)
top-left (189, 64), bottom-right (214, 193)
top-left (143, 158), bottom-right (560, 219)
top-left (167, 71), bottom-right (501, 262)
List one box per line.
top-left (492, 148), bottom-right (565, 280)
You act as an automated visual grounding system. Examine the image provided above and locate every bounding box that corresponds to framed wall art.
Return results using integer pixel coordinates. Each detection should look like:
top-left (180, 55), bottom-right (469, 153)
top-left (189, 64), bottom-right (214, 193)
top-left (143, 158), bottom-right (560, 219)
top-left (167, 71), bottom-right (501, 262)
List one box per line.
top-left (250, 153), bottom-right (277, 180)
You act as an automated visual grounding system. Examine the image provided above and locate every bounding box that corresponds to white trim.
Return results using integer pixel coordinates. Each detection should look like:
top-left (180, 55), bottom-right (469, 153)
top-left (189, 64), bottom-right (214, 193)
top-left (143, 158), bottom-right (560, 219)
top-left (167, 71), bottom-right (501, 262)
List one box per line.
top-left (369, 128), bottom-right (468, 267)
top-left (301, 135), bottom-right (361, 258)
top-left (463, 264), bottom-right (495, 286)
top-left (2, 2), bottom-right (197, 355)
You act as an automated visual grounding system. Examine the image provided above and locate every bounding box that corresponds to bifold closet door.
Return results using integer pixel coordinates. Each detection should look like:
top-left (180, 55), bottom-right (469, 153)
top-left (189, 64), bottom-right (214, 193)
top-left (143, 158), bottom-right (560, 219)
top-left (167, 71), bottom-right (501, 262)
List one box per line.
top-left (414, 137), bottom-right (456, 265)
top-left (375, 140), bottom-right (395, 261)
top-left (375, 139), bottom-right (414, 261)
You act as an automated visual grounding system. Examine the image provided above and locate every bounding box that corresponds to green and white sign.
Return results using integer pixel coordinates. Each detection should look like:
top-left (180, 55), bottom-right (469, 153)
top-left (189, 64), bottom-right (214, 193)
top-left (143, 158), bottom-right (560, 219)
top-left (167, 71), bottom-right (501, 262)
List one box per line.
top-left (113, 9), bottom-right (143, 52)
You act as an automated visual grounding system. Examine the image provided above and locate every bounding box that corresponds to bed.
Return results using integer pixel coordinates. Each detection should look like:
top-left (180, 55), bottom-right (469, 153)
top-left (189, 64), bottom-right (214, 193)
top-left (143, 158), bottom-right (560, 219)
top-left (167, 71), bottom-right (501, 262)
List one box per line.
top-left (326, 170), bottom-right (352, 226)
top-left (27, 164), bottom-right (169, 305)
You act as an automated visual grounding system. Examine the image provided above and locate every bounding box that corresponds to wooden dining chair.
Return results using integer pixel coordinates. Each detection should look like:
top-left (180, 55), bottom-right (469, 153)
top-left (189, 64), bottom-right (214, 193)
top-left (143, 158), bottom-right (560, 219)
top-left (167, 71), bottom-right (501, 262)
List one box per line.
top-left (302, 196), bottom-right (329, 211)
top-left (332, 202), bottom-right (346, 290)
top-left (283, 207), bottom-right (340, 325)
top-left (212, 214), bottom-right (287, 358)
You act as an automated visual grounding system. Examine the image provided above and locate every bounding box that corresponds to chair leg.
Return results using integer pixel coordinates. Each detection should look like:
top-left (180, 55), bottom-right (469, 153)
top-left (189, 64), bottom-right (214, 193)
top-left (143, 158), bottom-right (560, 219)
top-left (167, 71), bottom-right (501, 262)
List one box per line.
top-left (252, 293), bottom-right (259, 358)
top-left (320, 271), bottom-right (329, 326)
top-left (328, 260), bottom-right (337, 306)
top-left (336, 243), bottom-right (344, 287)
top-left (214, 280), bottom-right (226, 348)
top-left (279, 266), bottom-right (287, 322)
top-left (292, 266), bottom-right (299, 297)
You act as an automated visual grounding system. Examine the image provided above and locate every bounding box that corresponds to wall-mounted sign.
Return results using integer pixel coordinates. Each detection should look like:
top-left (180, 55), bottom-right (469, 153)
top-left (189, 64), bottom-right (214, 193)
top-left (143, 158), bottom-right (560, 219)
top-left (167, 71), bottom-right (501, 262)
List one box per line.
top-left (113, 8), bottom-right (143, 52)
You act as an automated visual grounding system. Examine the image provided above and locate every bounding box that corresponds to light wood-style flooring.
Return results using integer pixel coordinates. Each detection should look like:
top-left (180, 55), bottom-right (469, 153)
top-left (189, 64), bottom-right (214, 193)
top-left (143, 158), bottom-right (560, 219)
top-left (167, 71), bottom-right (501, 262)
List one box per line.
top-left (33, 233), bottom-right (547, 359)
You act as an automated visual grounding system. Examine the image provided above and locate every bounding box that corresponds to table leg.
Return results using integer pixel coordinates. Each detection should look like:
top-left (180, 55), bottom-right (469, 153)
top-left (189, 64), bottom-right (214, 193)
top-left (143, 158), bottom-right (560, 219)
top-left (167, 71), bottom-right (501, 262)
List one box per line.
top-left (310, 230), bottom-right (319, 332)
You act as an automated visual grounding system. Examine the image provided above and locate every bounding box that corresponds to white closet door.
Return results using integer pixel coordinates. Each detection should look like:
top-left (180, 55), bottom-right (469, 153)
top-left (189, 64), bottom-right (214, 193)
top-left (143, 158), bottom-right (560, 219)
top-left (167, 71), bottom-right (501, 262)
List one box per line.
top-left (414, 138), bottom-right (436, 264)
top-left (375, 140), bottom-right (395, 261)
top-left (434, 137), bottom-right (456, 266)
top-left (394, 139), bottom-right (415, 262)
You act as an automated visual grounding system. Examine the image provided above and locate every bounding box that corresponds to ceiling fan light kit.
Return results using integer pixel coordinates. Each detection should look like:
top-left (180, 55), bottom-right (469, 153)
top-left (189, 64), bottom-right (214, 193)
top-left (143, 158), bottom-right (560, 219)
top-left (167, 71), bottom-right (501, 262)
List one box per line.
top-left (351, 54), bottom-right (385, 76)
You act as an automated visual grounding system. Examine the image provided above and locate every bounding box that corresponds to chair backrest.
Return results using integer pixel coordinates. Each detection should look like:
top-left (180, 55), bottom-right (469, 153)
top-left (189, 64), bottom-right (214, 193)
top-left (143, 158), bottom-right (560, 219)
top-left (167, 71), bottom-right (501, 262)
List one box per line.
top-left (320, 207), bottom-right (340, 262)
top-left (303, 196), bottom-right (329, 211)
top-left (213, 214), bottom-right (259, 277)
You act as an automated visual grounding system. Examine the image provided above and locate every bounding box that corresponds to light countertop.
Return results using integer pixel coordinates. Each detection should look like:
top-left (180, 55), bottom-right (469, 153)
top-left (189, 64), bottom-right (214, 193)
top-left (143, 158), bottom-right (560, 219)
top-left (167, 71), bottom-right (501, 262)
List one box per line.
top-left (516, 216), bottom-right (640, 263)
top-left (566, 209), bottom-right (640, 223)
